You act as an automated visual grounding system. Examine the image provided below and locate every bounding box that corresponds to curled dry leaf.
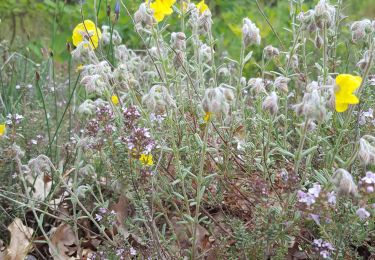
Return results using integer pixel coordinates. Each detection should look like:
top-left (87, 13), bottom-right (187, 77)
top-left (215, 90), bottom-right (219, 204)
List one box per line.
top-left (49, 223), bottom-right (77, 260)
top-left (109, 195), bottom-right (131, 239)
top-left (26, 174), bottom-right (52, 201)
top-left (5, 218), bottom-right (34, 260)
top-left (171, 217), bottom-right (212, 256)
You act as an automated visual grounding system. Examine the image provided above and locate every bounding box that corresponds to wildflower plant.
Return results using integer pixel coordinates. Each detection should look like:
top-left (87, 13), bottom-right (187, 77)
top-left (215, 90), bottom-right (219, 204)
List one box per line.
top-left (1, 0), bottom-right (375, 259)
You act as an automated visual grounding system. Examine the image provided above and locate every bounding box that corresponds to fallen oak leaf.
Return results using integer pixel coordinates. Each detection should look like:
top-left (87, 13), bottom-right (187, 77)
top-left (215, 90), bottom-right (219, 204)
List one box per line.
top-left (5, 218), bottom-right (34, 260)
top-left (49, 223), bottom-right (77, 260)
top-left (171, 217), bottom-right (212, 256)
top-left (109, 195), bottom-right (131, 239)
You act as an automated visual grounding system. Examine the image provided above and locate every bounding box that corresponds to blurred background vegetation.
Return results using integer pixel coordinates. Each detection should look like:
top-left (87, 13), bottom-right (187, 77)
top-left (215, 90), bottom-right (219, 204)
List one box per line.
top-left (1, 0), bottom-right (374, 63)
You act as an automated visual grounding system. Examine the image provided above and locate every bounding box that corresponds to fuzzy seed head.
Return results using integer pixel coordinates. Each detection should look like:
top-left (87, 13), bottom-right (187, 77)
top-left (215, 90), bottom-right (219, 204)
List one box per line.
top-left (332, 169), bottom-right (358, 197)
top-left (262, 91), bottom-right (279, 115)
top-left (264, 45), bottom-right (280, 59)
top-left (359, 135), bottom-right (375, 165)
top-left (242, 18), bottom-right (261, 47)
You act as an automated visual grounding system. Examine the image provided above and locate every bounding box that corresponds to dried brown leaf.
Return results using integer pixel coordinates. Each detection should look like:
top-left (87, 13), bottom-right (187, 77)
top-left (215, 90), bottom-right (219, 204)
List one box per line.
top-left (5, 218), bottom-right (34, 260)
top-left (49, 223), bottom-right (77, 260)
top-left (110, 195), bottom-right (130, 239)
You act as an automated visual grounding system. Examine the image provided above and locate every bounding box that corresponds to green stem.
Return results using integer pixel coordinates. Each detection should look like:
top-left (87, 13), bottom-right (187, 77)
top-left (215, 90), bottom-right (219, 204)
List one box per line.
top-left (191, 122), bottom-right (209, 259)
top-left (294, 119), bottom-right (310, 175)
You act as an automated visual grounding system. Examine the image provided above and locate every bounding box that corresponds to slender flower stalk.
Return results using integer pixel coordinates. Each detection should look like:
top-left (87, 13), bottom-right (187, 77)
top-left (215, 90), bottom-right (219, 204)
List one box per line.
top-left (294, 119), bottom-right (310, 175)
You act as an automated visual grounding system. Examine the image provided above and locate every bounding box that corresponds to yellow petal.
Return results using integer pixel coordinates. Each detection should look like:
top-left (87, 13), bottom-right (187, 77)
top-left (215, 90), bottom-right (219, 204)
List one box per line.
top-left (164, 0), bottom-right (176, 6)
top-left (203, 112), bottom-right (212, 122)
top-left (197, 0), bottom-right (209, 14)
top-left (343, 94), bottom-right (359, 104)
top-left (139, 154), bottom-right (154, 166)
top-left (335, 74), bottom-right (362, 93)
top-left (76, 64), bottom-right (84, 72)
top-left (111, 95), bottom-right (119, 105)
top-left (0, 124), bottom-right (5, 136)
top-left (72, 20), bottom-right (101, 49)
top-left (154, 11), bottom-right (166, 22)
top-left (335, 102), bottom-right (349, 113)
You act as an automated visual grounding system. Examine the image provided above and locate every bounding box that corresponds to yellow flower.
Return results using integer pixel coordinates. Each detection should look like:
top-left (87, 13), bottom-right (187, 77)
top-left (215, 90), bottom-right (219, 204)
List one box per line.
top-left (0, 124), bottom-right (5, 137)
top-left (335, 74), bottom-right (362, 112)
top-left (111, 95), bottom-right (119, 105)
top-left (149, 0), bottom-right (176, 22)
top-left (76, 64), bottom-right (84, 72)
top-left (203, 111), bottom-right (212, 122)
top-left (196, 0), bottom-right (209, 14)
top-left (139, 153), bottom-right (154, 166)
top-left (72, 20), bottom-right (102, 49)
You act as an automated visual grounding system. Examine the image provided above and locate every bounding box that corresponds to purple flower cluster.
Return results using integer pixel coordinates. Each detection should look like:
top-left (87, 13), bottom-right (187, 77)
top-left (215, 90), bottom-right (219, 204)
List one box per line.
top-left (96, 104), bottom-right (114, 122)
top-left (358, 108), bottom-right (375, 126)
top-left (327, 191), bottom-right (336, 205)
top-left (313, 239), bottom-right (335, 259)
top-left (123, 105), bottom-right (141, 128)
top-left (359, 171), bottom-right (375, 194)
top-left (86, 119), bottom-right (100, 137)
top-left (5, 113), bottom-right (24, 127)
top-left (87, 250), bottom-right (107, 260)
top-left (124, 127), bottom-right (155, 155)
top-left (356, 207), bottom-right (370, 220)
top-left (120, 106), bottom-right (156, 158)
top-left (116, 248), bottom-right (125, 259)
top-left (150, 113), bottom-right (165, 124)
top-left (95, 206), bottom-right (117, 225)
top-left (297, 183), bottom-right (321, 207)
top-left (115, 247), bottom-right (137, 259)
top-left (84, 104), bottom-right (117, 150)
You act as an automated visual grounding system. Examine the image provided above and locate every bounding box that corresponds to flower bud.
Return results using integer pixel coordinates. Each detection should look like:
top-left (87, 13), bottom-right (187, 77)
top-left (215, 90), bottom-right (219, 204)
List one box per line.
top-left (218, 67), bottom-right (230, 79)
top-left (198, 9), bottom-right (213, 34)
top-left (264, 45), bottom-right (279, 59)
top-left (331, 169), bottom-right (358, 197)
top-left (247, 78), bottom-right (266, 95)
top-left (199, 43), bottom-right (212, 63)
top-left (221, 86), bottom-right (234, 101)
top-left (134, 3), bottom-right (155, 30)
top-left (286, 54), bottom-right (299, 69)
top-left (80, 74), bottom-right (107, 95)
top-left (314, 0), bottom-right (336, 29)
top-left (358, 135), bottom-right (375, 165)
top-left (297, 10), bottom-right (317, 32)
top-left (173, 50), bottom-right (185, 68)
top-left (350, 19), bottom-right (373, 43)
top-left (142, 85), bottom-right (176, 115)
top-left (170, 32), bottom-right (186, 51)
top-left (262, 91), bottom-right (278, 115)
top-left (242, 18), bottom-right (261, 47)
top-left (114, 1), bottom-right (120, 20)
top-left (101, 25), bottom-right (122, 46)
top-left (201, 87), bottom-right (233, 119)
top-left (293, 87), bottom-right (326, 122)
top-left (356, 51), bottom-right (373, 71)
top-left (274, 76), bottom-right (290, 93)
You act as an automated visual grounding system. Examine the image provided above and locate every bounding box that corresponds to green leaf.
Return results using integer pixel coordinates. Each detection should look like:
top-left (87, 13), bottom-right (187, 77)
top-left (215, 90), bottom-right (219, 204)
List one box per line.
top-left (243, 51), bottom-right (253, 65)
top-left (301, 146), bottom-right (318, 158)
